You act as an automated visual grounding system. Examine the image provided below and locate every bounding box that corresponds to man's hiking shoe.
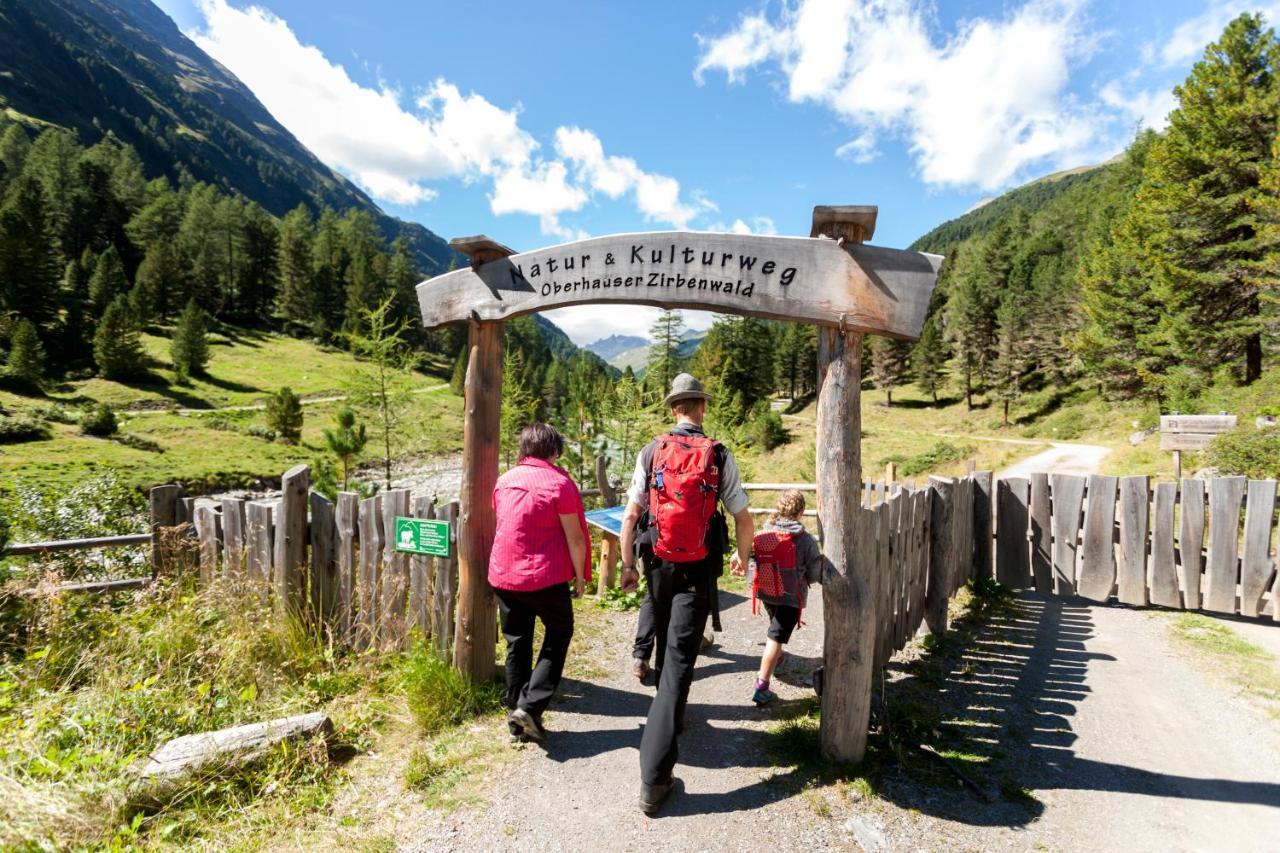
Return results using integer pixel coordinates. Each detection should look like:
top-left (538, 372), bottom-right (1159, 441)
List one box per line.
top-left (752, 687), bottom-right (778, 706)
top-left (632, 658), bottom-right (650, 681)
top-left (509, 708), bottom-right (546, 742)
top-left (639, 777), bottom-right (677, 815)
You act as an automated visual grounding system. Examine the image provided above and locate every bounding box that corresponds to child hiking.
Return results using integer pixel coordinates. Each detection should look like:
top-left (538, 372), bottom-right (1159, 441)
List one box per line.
top-left (738, 489), bottom-right (824, 706)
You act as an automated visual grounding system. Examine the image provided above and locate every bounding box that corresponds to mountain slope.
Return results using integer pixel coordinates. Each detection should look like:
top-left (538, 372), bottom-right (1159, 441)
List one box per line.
top-left (586, 334), bottom-right (647, 362)
top-left (0, 0), bottom-right (458, 273)
top-left (532, 315), bottom-right (618, 375)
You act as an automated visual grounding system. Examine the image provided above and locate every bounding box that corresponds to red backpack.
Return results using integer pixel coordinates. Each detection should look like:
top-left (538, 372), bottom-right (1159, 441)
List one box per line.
top-left (648, 434), bottom-right (720, 562)
top-left (750, 530), bottom-right (804, 615)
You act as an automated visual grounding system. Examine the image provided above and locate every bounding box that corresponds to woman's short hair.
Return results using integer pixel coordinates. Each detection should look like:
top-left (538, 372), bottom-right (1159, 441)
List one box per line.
top-left (773, 489), bottom-right (806, 520)
top-left (518, 422), bottom-right (564, 461)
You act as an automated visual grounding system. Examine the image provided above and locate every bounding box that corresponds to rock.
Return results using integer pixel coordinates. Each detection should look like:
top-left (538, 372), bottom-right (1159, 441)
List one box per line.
top-left (1256, 415), bottom-right (1277, 429)
top-left (1129, 426), bottom-right (1158, 446)
top-left (128, 711), bottom-right (332, 808)
top-left (843, 814), bottom-right (888, 852)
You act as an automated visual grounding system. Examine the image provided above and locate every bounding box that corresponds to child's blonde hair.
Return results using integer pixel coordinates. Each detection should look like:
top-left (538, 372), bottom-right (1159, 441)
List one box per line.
top-left (770, 489), bottom-right (806, 523)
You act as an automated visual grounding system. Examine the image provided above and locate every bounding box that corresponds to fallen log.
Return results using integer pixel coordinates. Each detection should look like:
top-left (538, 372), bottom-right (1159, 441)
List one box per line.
top-left (128, 711), bottom-right (332, 808)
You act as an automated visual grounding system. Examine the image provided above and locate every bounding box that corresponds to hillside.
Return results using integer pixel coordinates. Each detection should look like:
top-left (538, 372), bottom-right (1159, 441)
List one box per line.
top-left (606, 329), bottom-right (706, 374)
top-left (0, 0), bottom-right (458, 273)
top-left (586, 334), bottom-right (647, 362)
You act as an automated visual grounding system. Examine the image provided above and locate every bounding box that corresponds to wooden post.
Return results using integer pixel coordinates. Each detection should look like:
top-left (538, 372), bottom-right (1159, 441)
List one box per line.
top-left (595, 454), bottom-right (618, 505)
top-left (812, 205), bottom-right (874, 764)
top-left (596, 533), bottom-right (620, 598)
top-left (434, 500), bottom-right (460, 659)
top-left (246, 502), bottom-right (273, 600)
top-left (455, 318), bottom-right (504, 680)
top-left (1173, 449), bottom-right (1182, 481)
top-left (410, 494), bottom-right (437, 639)
top-left (381, 489), bottom-right (411, 648)
top-left (194, 505), bottom-right (219, 584)
top-left (309, 492), bottom-right (336, 622)
top-left (220, 498), bottom-right (246, 579)
top-left (972, 471), bottom-right (993, 582)
top-left (925, 476), bottom-right (955, 634)
top-left (334, 493), bottom-right (359, 642)
top-left (149, 485), bottom-right (181, 578)
top-left (273, 464), bottom-right (309, 614)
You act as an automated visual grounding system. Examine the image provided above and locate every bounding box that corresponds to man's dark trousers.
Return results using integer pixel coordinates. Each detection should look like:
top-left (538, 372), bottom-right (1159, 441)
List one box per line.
top-left (494, 583), bottom-right (575, 721)
top-left (639, 555), bottom-right (714, 786)
top-left (631, 571), bottom-right (656, 664)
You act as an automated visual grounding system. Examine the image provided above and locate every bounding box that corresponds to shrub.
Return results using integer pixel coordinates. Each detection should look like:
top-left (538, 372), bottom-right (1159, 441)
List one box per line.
top-left (245, 425), bottom-right (278, 441)
top-left (80, 403), bottom-right (118, 437)
top-left (749, 407), bottom-right (789, 450)
top-left (111, 433), bottom-right (163, 453)
top-left (879, 441), bottom-right (976, 478)
top-left (32, 404), bottom-right (76, 424)
top-left (265, 386), bottom-right (303, 444)
top-left (3, 473), bottom-right (146, 578)
top-left (1205, 427), bottom-right (1280, 479)
top-left (0, 415), bottom-right (50, 443)
top-left (401, 641), bottom-right (502, 736)
top-left (1045, 408), bottom-right (1085, 440)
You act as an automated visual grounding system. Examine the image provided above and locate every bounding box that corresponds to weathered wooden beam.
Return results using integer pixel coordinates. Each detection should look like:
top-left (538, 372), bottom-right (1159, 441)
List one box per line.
top-left (455, 320), bottom-right (503, 681)
top-left (1117, 476), bottom-right (1150, 606)
top-left (1240, 479), bottom-right (1278, 618)
top-left (274, 464), bottom-right (309, 613)
top-left (416, 230), bottom-right (942, 341)
top-left (1179, 478), bottom-right (1206, 610)
top-left (149, 484), bottom-right (181, 576)
top-left (5, 532), bottom-right (152, 557)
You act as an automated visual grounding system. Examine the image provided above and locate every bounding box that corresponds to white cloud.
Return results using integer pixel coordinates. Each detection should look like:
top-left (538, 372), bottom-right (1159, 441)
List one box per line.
top-left (707, 216), bottom-right (778, 235)
top-left (695, 0), bottom-right (1103, 190)
top-left (188, 0), bottom-right (706, 236)
top-left (543, 306), bottom-right (717, 346)
top-left (1099, 81), bottom-right (1177, 132)
top-left (1159, 1), bottom-right (1280, 67)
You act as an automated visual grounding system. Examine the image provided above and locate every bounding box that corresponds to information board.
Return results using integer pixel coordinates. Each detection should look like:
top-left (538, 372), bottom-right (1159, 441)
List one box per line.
top-left (393, 516), bottom-right (451, 557)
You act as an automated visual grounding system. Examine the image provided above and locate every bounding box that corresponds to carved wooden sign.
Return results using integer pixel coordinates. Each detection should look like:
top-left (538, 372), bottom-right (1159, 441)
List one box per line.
top-left (416, 231), bottom-right (943, 340)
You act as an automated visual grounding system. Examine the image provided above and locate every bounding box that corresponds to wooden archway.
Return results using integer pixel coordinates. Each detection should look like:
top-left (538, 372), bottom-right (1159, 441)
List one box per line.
top-left (415, 205), bottom-right (942, 761)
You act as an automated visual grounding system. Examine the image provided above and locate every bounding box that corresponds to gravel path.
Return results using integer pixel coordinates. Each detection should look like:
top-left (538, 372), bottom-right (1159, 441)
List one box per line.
top-left (996, 441), bottom-right (1111, 480)
top-left (403, 582), bottom-right (1280, 852)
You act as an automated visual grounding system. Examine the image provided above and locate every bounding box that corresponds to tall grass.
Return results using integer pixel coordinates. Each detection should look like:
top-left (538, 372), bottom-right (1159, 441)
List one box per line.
top-left (400, 641), bottom-right (503, 736)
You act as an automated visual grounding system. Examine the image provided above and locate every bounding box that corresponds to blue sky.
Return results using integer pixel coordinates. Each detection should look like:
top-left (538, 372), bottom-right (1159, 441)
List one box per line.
top-left (155, 0), bottom-right (1276, 344)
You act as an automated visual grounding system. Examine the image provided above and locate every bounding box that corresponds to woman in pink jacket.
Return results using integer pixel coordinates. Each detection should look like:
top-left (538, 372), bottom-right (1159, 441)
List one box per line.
top-left (489, 423), bottom-right (590, 744)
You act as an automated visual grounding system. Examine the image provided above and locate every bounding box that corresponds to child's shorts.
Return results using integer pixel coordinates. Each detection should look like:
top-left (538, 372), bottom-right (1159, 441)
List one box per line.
top-left (763, 602), bottom-right (800, 644)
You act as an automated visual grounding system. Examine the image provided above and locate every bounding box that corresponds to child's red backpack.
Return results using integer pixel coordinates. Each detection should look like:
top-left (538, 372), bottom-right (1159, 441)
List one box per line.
top-left (648, 434), bottom-right (720, 562)
top-left (750, 530), bottom-right (803, 613)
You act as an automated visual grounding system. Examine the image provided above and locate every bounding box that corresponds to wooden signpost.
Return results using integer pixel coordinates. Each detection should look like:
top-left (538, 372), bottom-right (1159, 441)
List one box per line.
top-left (1160, 414), bottom-right (1236, 478)
top-left (415, 205), bottom-right (942, 763)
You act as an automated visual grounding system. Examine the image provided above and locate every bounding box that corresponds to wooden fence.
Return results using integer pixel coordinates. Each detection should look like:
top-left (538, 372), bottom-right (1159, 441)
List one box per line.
top-left (993, 474), bottom-right (1278, 620)
top-left (184, 464), bottom-right (461, 654)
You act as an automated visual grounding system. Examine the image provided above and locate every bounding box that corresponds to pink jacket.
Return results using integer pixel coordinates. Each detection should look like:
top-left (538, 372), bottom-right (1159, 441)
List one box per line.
top-left (489, 457), bottom-right (591, 592)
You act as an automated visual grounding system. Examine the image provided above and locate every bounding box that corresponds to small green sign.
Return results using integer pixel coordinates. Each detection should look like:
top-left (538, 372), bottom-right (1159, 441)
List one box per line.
top-left (393, 516), bottom-right (451, 557)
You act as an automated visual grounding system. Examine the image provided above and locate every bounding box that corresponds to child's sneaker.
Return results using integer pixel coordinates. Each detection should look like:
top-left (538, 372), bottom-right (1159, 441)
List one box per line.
top-left (752, 686), bottom-right (777, 705)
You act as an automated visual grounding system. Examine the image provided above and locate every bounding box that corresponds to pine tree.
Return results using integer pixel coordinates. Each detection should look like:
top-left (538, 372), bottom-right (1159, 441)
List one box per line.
top-left (991, 291), bottom-right (1032, 426)
top-left (646, 310), bottom-right (687, 395)
top-left (913, 314), bottom-right (947, 403)
top-left (0, 124), bottom-right (30, 182)
top-left (775, 322), bottom-right (817, 400)
top-left (170, 299), bottom-right (210, 381)
top-left (88, 244), bottom-right (128, 312)
top-left (345, 296), bottom-right (420, 488)
top-left (500, 348), bottom-right (538, 468)
top-left (6, 318), bottom-right (45, 389)
top-left (1143, 13), bottom-right (1279, 384)
top-left (869, 336), bottom-right (912, 406)
top-left (134, 239), bottom-right (182, 320)
top-left (266, 386), bottom-right (304, 444)
top-left (323, 405), bottom-right (368, 491)
top-left (93, 295), bottom-right (144, 379)
top-left (276, 205), bottom-right (315, 330)
top-left (0, 175), bottom-right (59, 326)
top-left (239, 206), bottom-right (279, 322)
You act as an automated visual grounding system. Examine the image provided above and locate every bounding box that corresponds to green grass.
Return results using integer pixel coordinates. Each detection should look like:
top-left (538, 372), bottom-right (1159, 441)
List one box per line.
top-left (0, 328), bottom-right (460, 492)
top-left (1167, 614), bottom-right (1280, 718)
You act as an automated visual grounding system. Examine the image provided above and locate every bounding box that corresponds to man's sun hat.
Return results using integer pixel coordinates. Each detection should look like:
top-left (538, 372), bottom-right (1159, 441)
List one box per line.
top-left (662, 373), bottom-right (712, 407)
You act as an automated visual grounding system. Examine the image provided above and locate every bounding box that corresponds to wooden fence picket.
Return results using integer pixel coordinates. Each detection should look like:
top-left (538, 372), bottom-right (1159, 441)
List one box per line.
top-left (309, 492), bottom-right (336, 621)
top-left (1050, 474), bottom-right (1086, 596)
top-left (273, 465), bottom-right (309, 613)
top-left (194, 505), bottom-right (220, 583)
top-left (334, 493), bottom-right (359, 643)
top-left (1179, 478), bottom-right (1206, 610)
top-left (1239, 479), bottom-right (1277, 618)
top-left (220, 498), bottom-right (246, 578)
top-left (433, 501), bottom-right (460, 658)
top-left (245, 502), bottom-right (273, 598)
top-left (1205, 476), bottom-right (1246, 614)
top-left (973, 471), bottom-right (993, 582)
top-left (1116, 476), bottom-right (1149, 606)
top-left (409, 495), bottom-right (436, 639)
top-left (1029, 473), bottom-right (1053, 594)
top-left (381, 489), bottom-right (412, 649)
top-left (1149, 482), bottom-right (1180, 608)
top-left (1078, 475), bottom-right (1118, 603)
top-left (357, 495), bottom-right (383, 649)
top-left (995, 477), bottom-right (1030, 588)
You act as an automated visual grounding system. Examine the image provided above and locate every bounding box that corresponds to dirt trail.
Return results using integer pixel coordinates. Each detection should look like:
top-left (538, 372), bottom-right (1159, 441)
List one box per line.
top-left (403, 585), bottom-right (1280, 852)
top-left (124, 383), bottom-right (448, 415)
top-left (996, 440), bottom-right (1111, 480)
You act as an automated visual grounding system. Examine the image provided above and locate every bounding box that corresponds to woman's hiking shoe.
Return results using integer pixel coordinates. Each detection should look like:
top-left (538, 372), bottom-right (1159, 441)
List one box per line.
top-left (632, 657), bottom-right (650, 681)
top-left (639, 777), bottom-right (677, 815)
top-left (509, 708), bottom-right (546, 742)
top-left (752, 687), bottom-right (778, 706)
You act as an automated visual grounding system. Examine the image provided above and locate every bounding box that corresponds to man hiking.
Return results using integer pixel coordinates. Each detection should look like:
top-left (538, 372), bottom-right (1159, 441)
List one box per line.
top-left (619, 373), bottom-right (753, 815)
